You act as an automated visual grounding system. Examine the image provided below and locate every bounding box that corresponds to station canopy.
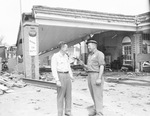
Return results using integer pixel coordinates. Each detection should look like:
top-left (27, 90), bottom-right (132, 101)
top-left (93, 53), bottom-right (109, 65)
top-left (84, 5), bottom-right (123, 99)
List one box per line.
top-left (16, 6), bottom-right (150, 57)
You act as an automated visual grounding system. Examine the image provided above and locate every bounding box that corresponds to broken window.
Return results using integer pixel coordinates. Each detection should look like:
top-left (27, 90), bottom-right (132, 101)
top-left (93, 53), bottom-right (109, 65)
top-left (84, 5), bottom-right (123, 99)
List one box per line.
top-left (142, 34), bottom-right (150, 54)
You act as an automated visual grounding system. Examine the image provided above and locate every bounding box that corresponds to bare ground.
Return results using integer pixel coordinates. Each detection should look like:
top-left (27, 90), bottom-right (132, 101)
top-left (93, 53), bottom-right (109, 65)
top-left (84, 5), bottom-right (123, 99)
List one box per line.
top-left (0, 72), bottom-right (150, 116)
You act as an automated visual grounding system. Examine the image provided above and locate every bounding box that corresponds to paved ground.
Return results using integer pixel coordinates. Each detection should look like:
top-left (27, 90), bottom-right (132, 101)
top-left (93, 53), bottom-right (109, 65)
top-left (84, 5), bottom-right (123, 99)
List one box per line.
top-left (0, 72), bottom-right (150, 116)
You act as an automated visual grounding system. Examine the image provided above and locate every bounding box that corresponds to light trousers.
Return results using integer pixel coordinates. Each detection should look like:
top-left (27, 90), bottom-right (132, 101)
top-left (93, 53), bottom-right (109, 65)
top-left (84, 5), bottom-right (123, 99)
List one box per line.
top-left (57, 73), bottom-right (72, 116)
top-left (87, 73), bottom-right (104, 114)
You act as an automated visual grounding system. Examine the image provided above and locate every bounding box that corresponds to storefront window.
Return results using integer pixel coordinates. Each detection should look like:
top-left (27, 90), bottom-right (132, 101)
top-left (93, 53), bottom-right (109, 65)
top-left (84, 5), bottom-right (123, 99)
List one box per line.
top-left (122, 36), bottom-right (132, 65)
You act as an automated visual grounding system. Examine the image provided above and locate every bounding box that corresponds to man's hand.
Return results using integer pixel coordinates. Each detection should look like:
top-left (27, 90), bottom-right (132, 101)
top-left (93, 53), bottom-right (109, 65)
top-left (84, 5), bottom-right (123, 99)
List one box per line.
top-left (56, 80), bottom-right (61, 87)
top-left (71, 76), bottom-right (75, 82)
top-left (74, 57), bottom-right (84, 65)
top-left (95, 78), bottom-right (101, 86)
top-left (78, 59), bottom-right (88, 70)
top-left (79, 59), bottom-right (85, 66)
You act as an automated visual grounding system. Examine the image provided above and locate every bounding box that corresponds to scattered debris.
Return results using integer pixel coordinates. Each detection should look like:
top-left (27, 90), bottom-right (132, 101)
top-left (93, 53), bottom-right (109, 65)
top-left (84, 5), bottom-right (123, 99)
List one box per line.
top-left (146, 102), bottom-right (150, 105)
top-left (0, 83), bottom-right (14, 93)
top-left (105, 77), bottom-right (120, 83)
top-left (34, 106), bottom-right (40, 110)
top-left (79, 72), bottom-right (88, 76)
top-left (0, 84), bottom-right (9, 91)
top-left (143, 109), bottom-right (147, 111)
top-left (81, 88), bottom-right (87, 91)
top-left (109, 88), bottom-right (115, 91)
top-left (104, 89), bottom-right (109, 92)
top-left (131, 95), bottom-right (138, 98)
top-left (117, 104), bottom-right (121, 107)
top-left (36, 89), bottom-right (41, 92)
top-left (73, 102), bottom-right (83, 106)
top-left (120, 92), bottom-right (124, 94)
top-left (0, 72), bottom-right (27, 95)
top-left (39, 72), bottom-right (53, 81)
top-left (0, 89), bottom-right (4, 95)
top-left (127, 72), bottom-right (135, 76)
top-left (121, 66), bottom-right (128, 72)
top-left (108, 84), bottom-right (116, 87)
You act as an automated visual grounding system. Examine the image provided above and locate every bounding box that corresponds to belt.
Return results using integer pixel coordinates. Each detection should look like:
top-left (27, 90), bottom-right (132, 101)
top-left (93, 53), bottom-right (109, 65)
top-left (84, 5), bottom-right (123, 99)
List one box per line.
top-left (87, 71), bottom-right (99, 73)
top-left (58, 71), bottom-right (69, 74)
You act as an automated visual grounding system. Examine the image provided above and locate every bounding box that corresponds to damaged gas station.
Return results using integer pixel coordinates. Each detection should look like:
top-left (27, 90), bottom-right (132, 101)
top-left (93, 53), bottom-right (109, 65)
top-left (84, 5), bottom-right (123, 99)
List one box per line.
top-left (16, 6), bottom-right (150, 81)
top-left (0, 4), bottom-right (150, 116)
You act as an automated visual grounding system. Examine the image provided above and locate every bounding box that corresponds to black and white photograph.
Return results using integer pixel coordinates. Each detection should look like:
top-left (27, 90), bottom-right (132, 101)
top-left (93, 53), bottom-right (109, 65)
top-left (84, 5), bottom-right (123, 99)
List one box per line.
top-left (0, 0), bottom-right (150, 116)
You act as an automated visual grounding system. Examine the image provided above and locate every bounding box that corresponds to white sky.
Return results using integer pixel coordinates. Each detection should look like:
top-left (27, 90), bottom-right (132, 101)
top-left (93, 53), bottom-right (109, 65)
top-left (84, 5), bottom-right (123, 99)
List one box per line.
top-left (0, 0), bottom-right (149, 46)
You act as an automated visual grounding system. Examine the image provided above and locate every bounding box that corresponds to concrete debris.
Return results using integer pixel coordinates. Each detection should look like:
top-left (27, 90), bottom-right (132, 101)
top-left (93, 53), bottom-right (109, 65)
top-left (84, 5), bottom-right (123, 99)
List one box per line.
top-left (73, 102), bottom-right (83, 106)
top-left (131, 95), bottom-right (139, 98)
top-left (146, 102), bottom-right (150, 105)
top-left (127, 72), bottom-right (150, 76)
top-left (5, 89), bottom-right (14, 93)
top-left (0, 84), bottom-right (8, 90)
top-left (0, 72), bottom-right (27, 95)
top-left (39, 72), bottom-right (53, 81)
top-left (105, 71), bottom-right (150, 83)
top-left (81, 88), bottom-right (87, 91)
top-left (0, 84), bottom-right (14, 94)
top-left (0, 89), bottom-right (4, 95)
top-left (127, 72), bottom-right (134, 75)
top-left (36, 89), bottom-right (41, 92)
top-left (143, 109), bottom-right (147, 111)
top-left (121, 66), bottom-right (128, 72)
top-left (34, 106), bottom-right (40, 110)
top-left (105, 77), bottom-right (120, 82)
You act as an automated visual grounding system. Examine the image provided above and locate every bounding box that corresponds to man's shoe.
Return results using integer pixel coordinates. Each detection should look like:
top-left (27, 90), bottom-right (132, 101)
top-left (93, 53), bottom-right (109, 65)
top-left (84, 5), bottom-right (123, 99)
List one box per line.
top-left (88, 111), bottom-right (96, 116)
top-left (65, 113), bottom-right (73, 116)
top-left (95, 112), bottom-right (103, 116)
top-left (87, 105), bottom-right (96, 116)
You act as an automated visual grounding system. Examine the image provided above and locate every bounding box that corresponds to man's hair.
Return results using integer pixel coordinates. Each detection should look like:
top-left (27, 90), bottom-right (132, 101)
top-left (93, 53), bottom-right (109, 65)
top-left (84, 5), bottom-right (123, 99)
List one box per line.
top-left (58, 41), bottom-right (67, 49)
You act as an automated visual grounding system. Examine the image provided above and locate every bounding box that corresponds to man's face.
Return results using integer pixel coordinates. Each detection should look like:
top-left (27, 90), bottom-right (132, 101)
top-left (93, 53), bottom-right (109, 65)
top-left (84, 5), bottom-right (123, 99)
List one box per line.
top-left (62, 44), bottom-right (68, 53)
top-left (87, 43), bottom-right (96, 52)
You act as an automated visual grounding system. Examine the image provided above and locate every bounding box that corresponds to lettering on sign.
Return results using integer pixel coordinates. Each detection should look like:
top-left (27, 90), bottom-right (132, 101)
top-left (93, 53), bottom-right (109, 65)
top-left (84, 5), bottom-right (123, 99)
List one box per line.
top-left (29, 36), bottom-right (37, 56)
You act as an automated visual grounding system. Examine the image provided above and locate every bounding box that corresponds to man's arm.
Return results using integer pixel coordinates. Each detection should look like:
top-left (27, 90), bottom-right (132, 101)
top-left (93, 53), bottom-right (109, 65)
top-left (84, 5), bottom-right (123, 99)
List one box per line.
top-left (95, 65), bottom-right (104, 86)
top-left (96, 52), bottom-right (105, 85)
top-left (82, 63), bottom-right (88, 70)
top-left (68, 56), bottom-right (74, 80)
top-left (51, 54), bottom-right (59, 81)
top-left (68, 64), bottom-right (74, 80)
top-left (76, 58), bottom-right (88, 70)
top-left (97, 52), bottom-right (105, 78)
top-left (98, 65), bottom-right (104, 79)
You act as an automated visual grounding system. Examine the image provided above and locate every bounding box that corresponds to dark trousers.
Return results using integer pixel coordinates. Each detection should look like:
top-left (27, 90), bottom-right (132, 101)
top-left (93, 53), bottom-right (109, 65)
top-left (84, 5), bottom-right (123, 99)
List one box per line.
top-left (87, 73), bottom-right (104, 115)
top-left (57, 73), bottom-right (72, 116)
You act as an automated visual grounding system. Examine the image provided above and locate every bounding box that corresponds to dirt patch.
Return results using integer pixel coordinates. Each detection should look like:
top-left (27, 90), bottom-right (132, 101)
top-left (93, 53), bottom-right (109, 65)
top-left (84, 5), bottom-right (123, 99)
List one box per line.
top-left (0, 72), bottom-right (150, 116)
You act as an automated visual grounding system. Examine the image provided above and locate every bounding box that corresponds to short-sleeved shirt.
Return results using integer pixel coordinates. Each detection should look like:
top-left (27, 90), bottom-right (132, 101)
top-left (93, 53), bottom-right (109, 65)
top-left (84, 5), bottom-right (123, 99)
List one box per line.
top-left (51, 52), bottom-right (73, 80)
top-left (87, 49), bottom-right (105, 72)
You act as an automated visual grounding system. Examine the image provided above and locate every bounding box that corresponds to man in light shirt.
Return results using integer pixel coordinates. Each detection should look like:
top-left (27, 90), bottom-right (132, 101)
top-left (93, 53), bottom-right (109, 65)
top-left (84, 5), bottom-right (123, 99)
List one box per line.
top-left (51, 41), bottom-right (74, 116)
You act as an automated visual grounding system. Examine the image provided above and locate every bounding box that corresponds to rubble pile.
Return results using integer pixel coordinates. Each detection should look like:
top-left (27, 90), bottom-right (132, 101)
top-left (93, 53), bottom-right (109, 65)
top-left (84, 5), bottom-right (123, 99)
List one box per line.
top-left (105, 71), bottom-right (150, 83)
top-left (0, 72), bottom-right (27, 95)
top-left (39, 72), bottom-right (54, 81)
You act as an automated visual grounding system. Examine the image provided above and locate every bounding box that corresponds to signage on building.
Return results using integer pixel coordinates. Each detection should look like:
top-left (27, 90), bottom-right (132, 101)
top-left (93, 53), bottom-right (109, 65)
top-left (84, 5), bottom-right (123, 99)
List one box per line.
top-left (29, 30), bottom-right (37, 56)
top-left (29, 36), bottom-right (37, 56)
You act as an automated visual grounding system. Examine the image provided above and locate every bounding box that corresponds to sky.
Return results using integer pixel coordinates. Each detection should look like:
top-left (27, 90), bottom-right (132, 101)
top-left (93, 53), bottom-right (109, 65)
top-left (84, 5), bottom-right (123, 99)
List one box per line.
top-left (0, 0), bottom-right (149, 46)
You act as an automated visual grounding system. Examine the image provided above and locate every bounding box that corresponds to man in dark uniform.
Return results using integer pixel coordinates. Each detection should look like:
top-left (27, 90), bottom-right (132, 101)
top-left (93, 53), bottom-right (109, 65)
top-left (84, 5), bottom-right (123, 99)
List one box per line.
top-left (80, 40), bottom-right (105, 116)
